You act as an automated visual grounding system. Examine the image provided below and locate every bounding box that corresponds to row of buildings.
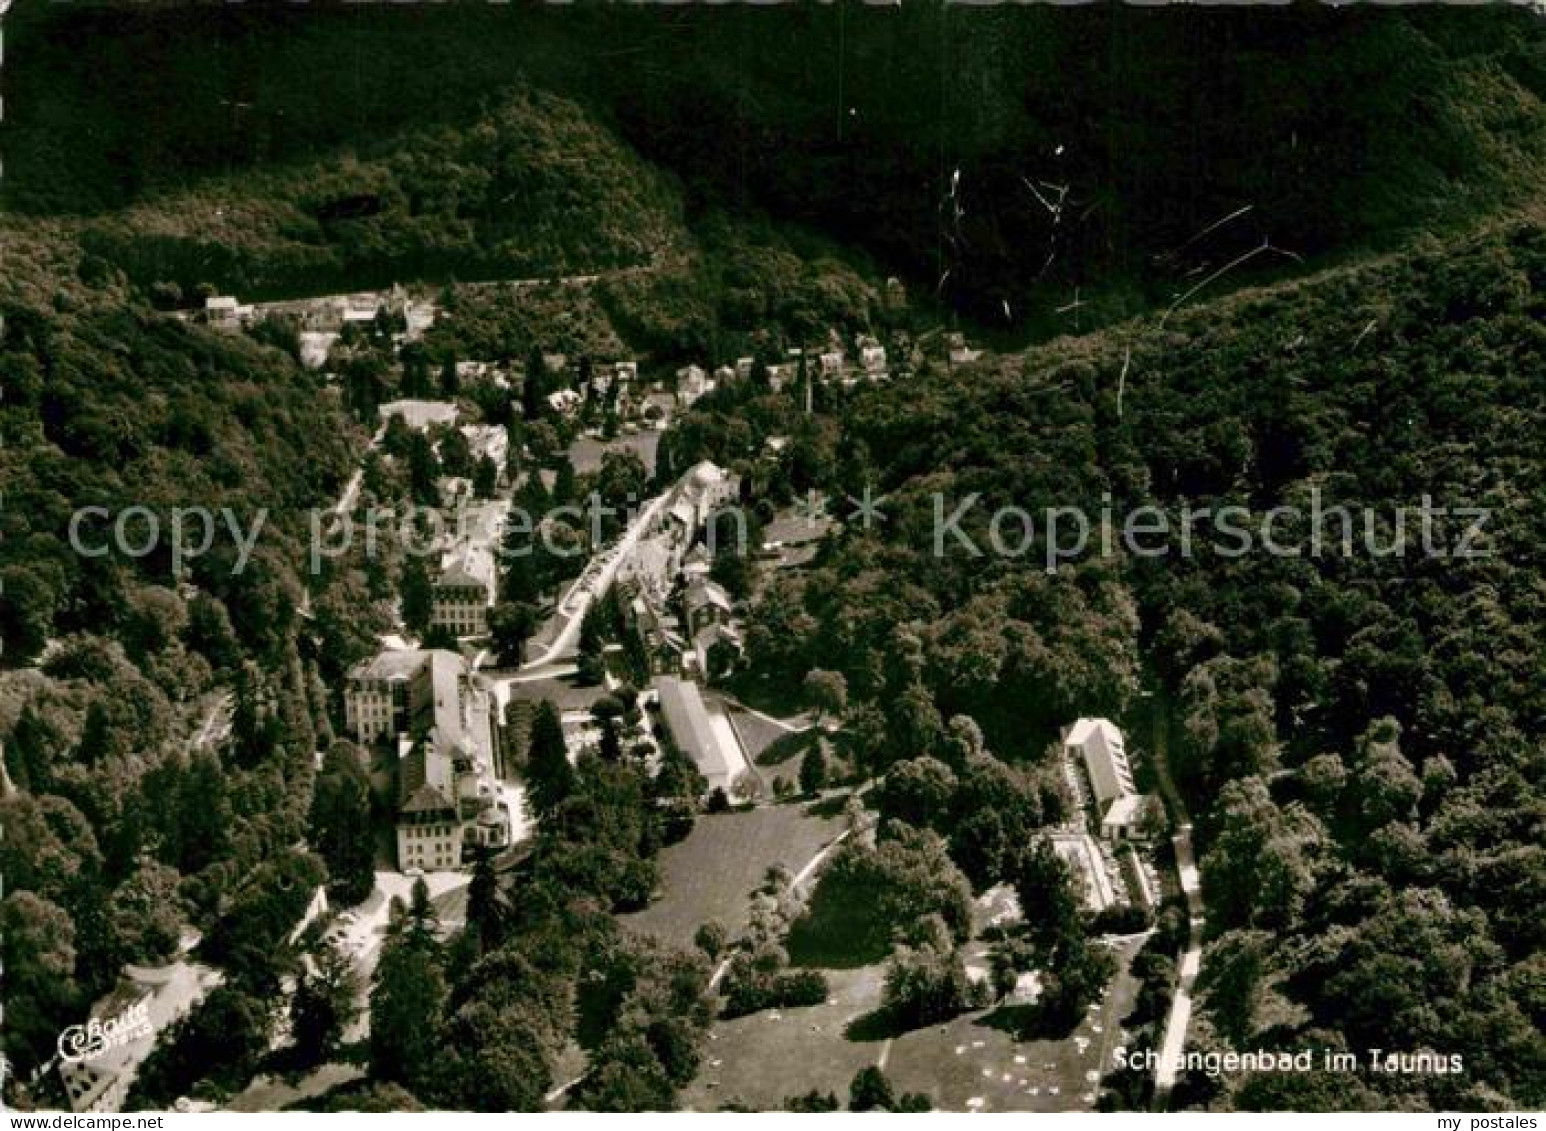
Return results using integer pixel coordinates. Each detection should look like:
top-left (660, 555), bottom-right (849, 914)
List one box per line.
top-left (673, 335), bottom-right (897, 410)
top-left (619, 460), bottom-right (746, 679)
top-left (201, 285), bottom-right (436, 368)
top-left (375, 400), bottom-right (509, 638)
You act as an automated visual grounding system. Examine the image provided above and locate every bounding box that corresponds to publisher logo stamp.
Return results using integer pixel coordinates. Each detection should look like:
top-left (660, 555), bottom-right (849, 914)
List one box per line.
top-left (56, 1001), bottom-right (154, 1064)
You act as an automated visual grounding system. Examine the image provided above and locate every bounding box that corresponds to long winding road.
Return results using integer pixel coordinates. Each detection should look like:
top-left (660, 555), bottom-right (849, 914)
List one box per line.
top-left (522, 490), bottom-right (670, 668)
top-left (1147, 692), bottom-right (1206, 1104)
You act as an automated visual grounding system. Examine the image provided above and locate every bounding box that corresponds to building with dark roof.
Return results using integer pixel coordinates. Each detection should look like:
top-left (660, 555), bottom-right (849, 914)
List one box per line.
top-left (345, 647), bottom-right (505, 870)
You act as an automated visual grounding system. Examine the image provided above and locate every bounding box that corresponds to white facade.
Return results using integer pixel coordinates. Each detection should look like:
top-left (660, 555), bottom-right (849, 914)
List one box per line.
top-left (1065, 716), bottom-right (1136, 810)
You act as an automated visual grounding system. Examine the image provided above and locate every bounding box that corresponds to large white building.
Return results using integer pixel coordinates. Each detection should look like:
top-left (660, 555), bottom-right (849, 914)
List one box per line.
top-left (1064, 717), bottom-right (1159, 842)
top-left (432, 544), bottom-right (497, 637)
top-left (656, 676), bottom-right (740, 797)
top-left (343, 649), bottom-right (427, 744)
top-left (344, 648), bottom-right (507, 869)
top-left (377, 399), bottom-right (460, 432)
top-left (1065, 717), bottom-right (1135, 808)
top-left (662, 460), bottom-right (741, 542)
top-left (58, 953), bottom-right (220, 1113)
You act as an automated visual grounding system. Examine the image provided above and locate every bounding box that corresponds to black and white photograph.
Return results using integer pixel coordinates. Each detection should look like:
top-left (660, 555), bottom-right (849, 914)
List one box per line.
top-left (0, 0), bottom-right (1543, 1118)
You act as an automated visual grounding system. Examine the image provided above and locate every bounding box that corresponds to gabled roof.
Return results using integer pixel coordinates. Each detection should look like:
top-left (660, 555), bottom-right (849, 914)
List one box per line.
top-left (398, 741), bottom-right (457, 814)
top-left (684, 459), bottom-right (727, 488)
top-left (1066, 717), bottom-right (1122, 748)
top-left (656, 676), bottom-right (734, 782)
top-left (437, 545), bottom-right (496, 595)
top-left (1066, 716), bottom-right (1136, 803)
top-left (348, 648), bottom-right (428, 684)
top-left (423, 652), bottom-right (471, 748)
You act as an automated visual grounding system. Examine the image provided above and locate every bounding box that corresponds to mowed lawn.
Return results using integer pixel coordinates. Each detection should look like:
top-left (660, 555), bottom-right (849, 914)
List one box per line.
top-left (681, 964), bottom-right (887, 1111)
top-left (679, 918), bottom-right (1147, 1112)
top-left (726, 707), bottom-right (800, 765)
top-left (883, 933), bottom-right (1147, 1113)
top-left (622, 803), bottom-right (846, 949)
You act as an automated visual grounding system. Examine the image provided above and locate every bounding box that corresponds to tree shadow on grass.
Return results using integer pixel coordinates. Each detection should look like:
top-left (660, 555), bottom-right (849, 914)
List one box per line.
top-left (845, 1003), bottom-right (983, 1043)
top-left (975, 1001), bottom-right (1081, 1042)
top-left (756, 728), bottom-right (815, 768)
top-left (801, 792), bottom-right (851, 819)
top-left (723, 670), bottom-right (810, 720)
top-left (787, 876), bottom-right (890, 970)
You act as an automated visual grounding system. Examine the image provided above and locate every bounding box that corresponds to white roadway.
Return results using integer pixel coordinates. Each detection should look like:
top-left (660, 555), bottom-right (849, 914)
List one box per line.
top-left (1154, 822), bottom-right (1205, 1097)
top-left (518, 489), bottom-right (670, 669)
top-left (1144, 687), bottom-right (1208, 1103)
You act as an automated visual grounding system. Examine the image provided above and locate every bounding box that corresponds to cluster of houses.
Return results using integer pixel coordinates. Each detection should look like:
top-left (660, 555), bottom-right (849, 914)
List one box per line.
top-left (343, 647), bottom-right (511, 871)
top-left (543, 358), bottom-right (641, 420)
top-left (199, 285), bottom-right (435, 368)
top-left (448, 353), bottom-right (669, 434)
top-left (617, 459), bottom-right (746, 680)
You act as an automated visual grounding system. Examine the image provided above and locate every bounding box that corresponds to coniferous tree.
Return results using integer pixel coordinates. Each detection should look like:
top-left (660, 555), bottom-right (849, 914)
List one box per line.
top-left (291, 941), bottom-right (362, 1064)
top-left (464, 850), bottom-right (508, 955)
top-left (489, 602), bottom-right (538, 668)
top-left (522, 346), bottom-right (547, 422)
top-left (525, 700), bottom-right (574, 817)
top-left (406, 432), bottom-right (440, 506)
top-left (799, 742), bottom-right (828, 796)
top-left (310, 746), bottom-right (376, 906)
top-left (370, 911), bottom-right (446, 1090)
top-left (472, 455), bottom-right (498, 499)
top-left (500, 548), bottom-right (541, 606)
top-left (599, 719), bottom-right (623, 763)
top-left (552, 456), bottom-right (577, 506)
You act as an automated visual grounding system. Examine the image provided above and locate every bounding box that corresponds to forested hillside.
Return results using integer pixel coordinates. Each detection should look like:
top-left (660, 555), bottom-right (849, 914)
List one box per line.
top-left (74, 89), bottom-right (689, 300)
top-left (1, 0), bottom-right (1543, 1113)
top-left (0, 216), bottom-right (369, 1090)
top-left (9, 2), bottom-right (1546, 335)
top-left (688, 213), bottom-right (1546, 1109)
